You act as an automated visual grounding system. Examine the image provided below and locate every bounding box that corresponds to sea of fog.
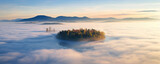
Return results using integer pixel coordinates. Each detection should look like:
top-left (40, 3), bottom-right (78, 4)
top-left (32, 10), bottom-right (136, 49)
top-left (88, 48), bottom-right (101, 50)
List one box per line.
top-left (0, 21), bottom-right (160, 64)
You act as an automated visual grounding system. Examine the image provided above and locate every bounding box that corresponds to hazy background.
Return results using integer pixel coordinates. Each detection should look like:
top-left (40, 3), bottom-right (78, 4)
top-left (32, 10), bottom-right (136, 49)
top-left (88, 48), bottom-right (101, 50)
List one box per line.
top-left (0, 0), bottom-right (160, 20)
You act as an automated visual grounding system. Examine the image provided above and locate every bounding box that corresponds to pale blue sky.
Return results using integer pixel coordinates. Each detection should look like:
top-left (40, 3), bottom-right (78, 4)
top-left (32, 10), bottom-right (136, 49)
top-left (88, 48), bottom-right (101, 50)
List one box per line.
top-left (0, 0), bottom-right (160, 19)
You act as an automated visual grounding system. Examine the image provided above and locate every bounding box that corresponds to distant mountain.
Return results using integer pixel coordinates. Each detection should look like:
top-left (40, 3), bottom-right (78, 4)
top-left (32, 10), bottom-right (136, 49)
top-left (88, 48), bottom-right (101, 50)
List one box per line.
top-left (20, 15), bottom-right (54, 21)
top-left (55, 16), bottom-right (89, 20)
top-left (19, 15), bottom-right (156, 22)
top-left (20, 15), bottom-right (90, 21)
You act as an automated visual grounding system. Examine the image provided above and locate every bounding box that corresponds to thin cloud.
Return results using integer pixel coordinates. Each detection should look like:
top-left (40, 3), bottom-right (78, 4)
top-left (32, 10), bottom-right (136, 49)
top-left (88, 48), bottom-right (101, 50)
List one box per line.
top-left (122, 17), bottom-right (155, 20)
top-left (138, 10), bottom-right (158, 12)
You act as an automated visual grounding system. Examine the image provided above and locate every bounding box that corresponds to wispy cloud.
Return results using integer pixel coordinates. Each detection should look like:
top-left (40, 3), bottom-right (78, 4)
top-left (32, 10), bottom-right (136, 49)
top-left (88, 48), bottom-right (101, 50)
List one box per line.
top-left (18, 49), bottom-right (83, 64)
top-left (121, 17), bottom-right (155, 20)
top-left (138, 10), bottom-right (158, 12)
top-left (0, 42), bottom-right (6, 44)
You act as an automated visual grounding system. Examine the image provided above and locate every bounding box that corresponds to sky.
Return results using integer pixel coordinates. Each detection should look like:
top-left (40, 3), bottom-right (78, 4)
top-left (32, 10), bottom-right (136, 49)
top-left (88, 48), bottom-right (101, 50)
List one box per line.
top-left (0, 0), bottom-right (160, 20)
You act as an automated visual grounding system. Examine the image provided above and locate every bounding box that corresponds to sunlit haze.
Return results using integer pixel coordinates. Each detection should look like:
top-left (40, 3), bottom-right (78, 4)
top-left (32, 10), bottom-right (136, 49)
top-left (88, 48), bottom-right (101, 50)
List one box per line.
top-left (0, 0), bottom-right (160, 20)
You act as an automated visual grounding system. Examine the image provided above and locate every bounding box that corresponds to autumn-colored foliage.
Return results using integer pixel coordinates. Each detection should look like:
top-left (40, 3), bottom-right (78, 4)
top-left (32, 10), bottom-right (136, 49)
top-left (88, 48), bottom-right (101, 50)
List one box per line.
top-left (56, 28), bottom-right (105, 41)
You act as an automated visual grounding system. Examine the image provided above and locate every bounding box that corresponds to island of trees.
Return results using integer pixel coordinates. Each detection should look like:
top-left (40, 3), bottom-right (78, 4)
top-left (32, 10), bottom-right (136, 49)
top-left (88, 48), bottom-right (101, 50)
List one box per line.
top-left (56, 28), bottom-right (105, 41)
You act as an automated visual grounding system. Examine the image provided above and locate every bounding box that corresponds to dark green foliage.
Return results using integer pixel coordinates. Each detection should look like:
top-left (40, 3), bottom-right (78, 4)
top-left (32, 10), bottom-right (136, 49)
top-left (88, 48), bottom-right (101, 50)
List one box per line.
top-left (56, 28), bottom-right (105, 41)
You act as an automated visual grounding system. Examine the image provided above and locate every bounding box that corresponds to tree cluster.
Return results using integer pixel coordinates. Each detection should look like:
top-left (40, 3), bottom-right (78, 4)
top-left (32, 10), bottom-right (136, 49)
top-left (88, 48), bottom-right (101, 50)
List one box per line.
top-left (56, 28), bottom-right (105, 41)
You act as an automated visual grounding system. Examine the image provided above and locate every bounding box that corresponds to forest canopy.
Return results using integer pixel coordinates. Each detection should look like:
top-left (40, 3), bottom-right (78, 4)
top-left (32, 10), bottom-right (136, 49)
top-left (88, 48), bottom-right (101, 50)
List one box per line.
top-left (56, 28), bottom-right (105, 41)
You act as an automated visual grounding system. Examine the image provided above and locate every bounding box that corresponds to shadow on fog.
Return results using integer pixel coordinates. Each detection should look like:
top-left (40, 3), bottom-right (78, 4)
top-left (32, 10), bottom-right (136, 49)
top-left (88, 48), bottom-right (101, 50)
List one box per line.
top-left (0, 34), bottom-right (60, 53)
top-left (0, 34), bottom-right (139, 53)
top-left (56, 35), bottom-right (129, 49)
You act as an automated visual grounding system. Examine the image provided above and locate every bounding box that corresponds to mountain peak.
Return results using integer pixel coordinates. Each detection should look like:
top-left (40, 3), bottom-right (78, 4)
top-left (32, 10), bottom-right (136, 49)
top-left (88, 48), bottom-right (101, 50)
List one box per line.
top-left (34, 15), bottom-right (53, 18)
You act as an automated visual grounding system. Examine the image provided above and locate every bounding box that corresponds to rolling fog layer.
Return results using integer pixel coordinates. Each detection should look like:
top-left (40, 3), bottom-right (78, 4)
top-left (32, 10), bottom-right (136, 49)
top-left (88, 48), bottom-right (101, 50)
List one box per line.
top-left (0, 21), bottom-right (160, 64)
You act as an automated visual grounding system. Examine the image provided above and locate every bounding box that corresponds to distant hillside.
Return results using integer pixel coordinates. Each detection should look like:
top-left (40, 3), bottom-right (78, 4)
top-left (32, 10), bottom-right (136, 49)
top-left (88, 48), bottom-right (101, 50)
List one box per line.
top-left (55, 16), bottom-right (89, 20)
top-left (19, 15), bottom-right (156, 22)
top-left (20, 15), bottom-right (90, 21)
top-left (21, 15), bottom-right (54, 21)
